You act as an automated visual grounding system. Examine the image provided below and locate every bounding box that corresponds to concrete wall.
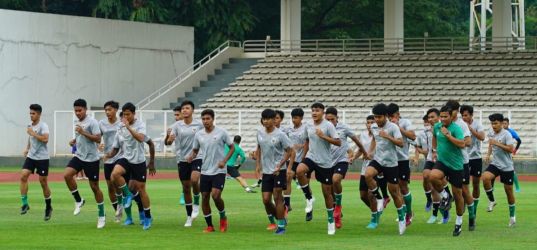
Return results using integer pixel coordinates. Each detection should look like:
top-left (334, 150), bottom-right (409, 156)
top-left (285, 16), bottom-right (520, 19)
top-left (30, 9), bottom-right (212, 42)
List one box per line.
top-left (0, 9), bottom-right (194, 156)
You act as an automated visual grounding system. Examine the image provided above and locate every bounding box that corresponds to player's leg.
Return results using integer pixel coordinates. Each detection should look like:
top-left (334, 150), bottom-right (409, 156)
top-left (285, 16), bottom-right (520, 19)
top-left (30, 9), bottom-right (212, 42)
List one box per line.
top-left (104, 163), bottom-right (121, 222)
top-left (38, 164), bottom-right (52, 220)
top-left (364, 166), bottom-right (381, 229)
top-left (423, 166), bottom-right (433, 211)
top-left (398, 161), bottom-right (413, 226)
top-left (296, 160), bottom-right (314, 221)
top-left (451, 185), bottom-right (465, 236)
top-left (283, 163), bottom-right (296, 212)
top-left (200, 175), bottom-right (214, 232)
top-left (136, 181), bottom-right (152, 230)
top-left (64, 159), bottom-right (84, 215)
top-left (332, 162), bottom-right (348, 229)
top-left (111, 163), bottom-right (131, 208)
top-left (179, 162), bottom-right (194, 226)
top-left (273, 171), bottom-right (287, 234)
top-left (86, 162), bottom-right (105, 229)
top-left (321, 182), bottom-right (335, 235)
top-left (211, 174), bottom-right (227, 232)
top-left (376, 174), bottom-right (390, 208)
top-left (461, 164), bottom-right (476, 230)
top-left (469, 159), bottom-right (482, 215)
top-left (190, 160), bottom-right (202, 218)
top-left (261, 174), bottom-right (277, 230)
top-left (19, 163), bottom-right (32, 214)
top-left (482, 166), bottom-right (498, 212)
top-left (502, 171), bottom-right (516, 227)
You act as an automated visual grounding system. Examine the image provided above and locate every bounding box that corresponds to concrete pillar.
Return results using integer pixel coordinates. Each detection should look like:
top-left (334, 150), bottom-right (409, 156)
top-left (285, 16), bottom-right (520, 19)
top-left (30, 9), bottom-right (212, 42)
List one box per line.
top-left (384, 0), bottom-right (404, 52)
top-left (280, 0), bottom-right (301, 52)
top-left (492, 0), bottom-right (512, 50)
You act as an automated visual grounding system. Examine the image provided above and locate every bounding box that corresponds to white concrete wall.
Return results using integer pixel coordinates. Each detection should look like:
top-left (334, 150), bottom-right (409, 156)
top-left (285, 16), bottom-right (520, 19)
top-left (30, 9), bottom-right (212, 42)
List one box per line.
top-left (0, 9), bottom-right (194, 156)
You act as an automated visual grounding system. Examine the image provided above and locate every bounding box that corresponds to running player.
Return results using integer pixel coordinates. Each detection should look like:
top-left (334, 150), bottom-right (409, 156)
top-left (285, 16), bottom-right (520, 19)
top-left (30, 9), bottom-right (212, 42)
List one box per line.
top-left (283, 108), bottom-right (307, 213)
top-left (356, 115), bottom-right (379, 217)
top-left (164, 107), bottom-right (186, 205)
top-left (502, 118), bottom-right (522, 192)
top-left (225, 135), bottom-right (255, 193)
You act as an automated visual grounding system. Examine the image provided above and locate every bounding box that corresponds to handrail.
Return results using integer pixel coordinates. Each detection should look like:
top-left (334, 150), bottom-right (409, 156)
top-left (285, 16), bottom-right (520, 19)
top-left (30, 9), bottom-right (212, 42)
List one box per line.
top-left (136, 40), bottom-right (242, 110)
top-left (243, 36), bottom-right (537, 54)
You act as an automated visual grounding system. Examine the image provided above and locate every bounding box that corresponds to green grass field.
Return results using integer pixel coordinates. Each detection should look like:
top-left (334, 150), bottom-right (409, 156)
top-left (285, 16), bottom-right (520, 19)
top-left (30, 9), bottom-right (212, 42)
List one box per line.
top-left (1, 174), bottom-right (536, 249)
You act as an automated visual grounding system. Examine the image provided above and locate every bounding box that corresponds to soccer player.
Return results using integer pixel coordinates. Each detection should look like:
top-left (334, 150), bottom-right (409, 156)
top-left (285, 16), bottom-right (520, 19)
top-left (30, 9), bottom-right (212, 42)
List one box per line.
top-left (296, 102), bottom-right (341, 235)
top-left (283, 108), bottom-right (307, 213)
top-left (106, 102), bottom-right (156, 230)
top-left (482, 113), bottom-right (517, 227)
top-left (166, 101), bottom-right (204, 227)
top-left (225, 135), bottom-right (255, 193)
top-left (256, 109), bottom-right (294, 234)
top-left (502, 118), bottom-right (522, 192)
top-left (446, 100), bottom-right (476, 230)
top-left (324, 107), bottom-right (367, 229)
top-left (387, 103), bottom-right (416, 226)
top-left (430, 105), bottom-right (467, 236)
top-left (363, 103), bottom-right (405, 234)
top-left (20, 104), bottom-right (52, 221)
top-left (188, 109), bottom-right (235, 233)
top-left (98, 100), bottom-right (124, 223)
top-left (414, 114), bottom-right (434, 211)
top-left (63, 99), bottom-right (106, 228)
top-left (356, 116), bottom-right (377, 210)
top-left (165, 107), bottom-right (186, 205)
top-left (460, 105), bottom-right (485, 215)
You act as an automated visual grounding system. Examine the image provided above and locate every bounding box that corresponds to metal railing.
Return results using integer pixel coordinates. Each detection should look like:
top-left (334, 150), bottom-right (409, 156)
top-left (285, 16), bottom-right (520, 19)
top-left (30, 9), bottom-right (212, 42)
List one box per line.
top-left (53, 109), bottom-right (537, 157)
top-left (243, 37), bottom-right (537, 54)
top-left (136, 40), bottom-right (242, 110)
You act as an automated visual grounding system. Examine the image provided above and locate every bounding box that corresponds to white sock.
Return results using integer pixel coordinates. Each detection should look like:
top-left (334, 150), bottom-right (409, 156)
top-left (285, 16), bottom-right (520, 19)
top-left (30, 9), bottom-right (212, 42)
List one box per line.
top-left (441, 190), bottom-right (448, 199)
top-left (456, 215), bottom-right (463, 225)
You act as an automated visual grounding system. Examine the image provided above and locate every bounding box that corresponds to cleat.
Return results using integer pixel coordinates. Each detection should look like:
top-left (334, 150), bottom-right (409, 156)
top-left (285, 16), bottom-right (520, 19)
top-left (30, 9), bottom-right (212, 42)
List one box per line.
top-left (44, 207), bottom-right (53, 221)
top-left (327, 222), bottom-right (336, 235)
top-left (334, 205), bottom-right (342, 229)
top-left (425, 201), bottom-right (432, 212)
top-left (203, 226), bottom-right (215, 233)
top-left (73, 199), bottom-right (85, 216)
top-left (97, 216), bottom-right (106, 229)
top-left (383, 197), bottom-right (391, 209)
top-left (427, 215), bottom-right (437, 224)
top-left (245, 187), bottom-right (257, 193)
top-left (143, 217), bottom-right (153, 230)
top-left (184, 216), bottom-right (193, 227)
top-left (123, 194), bottom-right (133, 209)
top-left (20, 205), bottom-right (30, 215)
top-left (266, 223), bottom-right (277, 231)
top-left (274, 227), bottom-right (286, 235)
top-left (305, 211), bottom-right (313, 222)
top-left (305, 197), bottom-right (315, 213)
top-left (439, 194), bottom-right (452, 211)
top-left (469, 218), bottom-right (476, 231)
top-left (179, 194), bottom-right (185, 206)
top-left (192, 205), bottom-right (200, 219)
top-left (487, 201), bottom-right (496, 212)
top-left (509, 217), bottom-right (516, 227)
top-left (453, 224), bottom-right (462, 236)
top-left (219, 218), bottom-right (228, 232)
top-left (115, 204), bottom-right (124, 222)
top-left (252, 182), bottom-right (261, 188)
top-left (124, 216), bottom-right (134, 226)
top-left (366, 221), bottom-right (378, 229)
top-left (441, 209), bottom-right (450, 224)
top-left (405, 212), bottom-right (414, 226)
top-left (139, 211), bottom-right (146, 225)
top-left (398, 220), bottom-right (406, 235)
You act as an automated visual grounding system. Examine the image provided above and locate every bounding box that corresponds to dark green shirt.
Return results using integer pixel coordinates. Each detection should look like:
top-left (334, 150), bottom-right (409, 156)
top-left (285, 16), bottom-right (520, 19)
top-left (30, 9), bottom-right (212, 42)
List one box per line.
top-left (434, 122), bottom-right (464, 171)
top-left (225, 143), bottom-right (245, 167)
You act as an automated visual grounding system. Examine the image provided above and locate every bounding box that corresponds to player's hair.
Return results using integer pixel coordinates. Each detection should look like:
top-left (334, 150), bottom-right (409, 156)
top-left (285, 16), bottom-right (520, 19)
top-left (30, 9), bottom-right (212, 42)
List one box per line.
top-left (503, 117), bottom-right (510, 123)
top-left (366, 115), bottom-right (375, 120)
top-left (372, 103), bottom-right (388, 116)
top-left (426, 108), bottom-right (440, 116)
top-left (73, 99), bottom-right (87, 108)
top-left (119, 111), bottom-right (123, 118)
top-left (234, 135), bottom-right (242, 144)
top-left (387, 103), bottom-right (399, 116)
top-left (489, 113), bottom-right (504, 122)
top-left (291, 108), bottom-right (304, 118)
top-left (439, 105), bottom-right (453, 114)
top-left (261, 108), bottom-right (276, 119)
top-left (275, 110), bottom-right (284, 119)
top-left (325, 106), bottom-right (338, 116)
top-left (201, 109), bottom-right (215, 119)
top-left (104, 100), bottom-right (119, 109)
top-left (122, 102), bottom-right (136, 113)
top-left (311, 102), bottom-right (325, 110)
top-left (445, 100), bottom-right (460, 111)
top-left (173, 106), bottom-right (181, 112)
top-left (460, 105), bottom-right (474, 115)
top-left (29, 104), bottom-right (42, 113)
top-left (180, 100), bottom-right (195, 110)
top-left (423, 114), bottom-right (429, 121)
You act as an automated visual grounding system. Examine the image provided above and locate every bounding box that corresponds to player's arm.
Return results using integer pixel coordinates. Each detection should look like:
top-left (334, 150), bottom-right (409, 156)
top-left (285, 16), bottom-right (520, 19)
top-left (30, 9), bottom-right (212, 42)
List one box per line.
top-left (432, 131), bottom-right (438, 161)
top-left (489, 139), bottom-right (514, 153)
top-left (443, 130), bottom-right (465, 148)
top-left (368, 137), bottom-right (376, 157)
top-left (380, 130), bottom-right (403, 147)
top-left (469, 126), bottom-right (486, 141)
top-left (76, 127), bottom-right (101, 143)
top-left (220, 143), bottom-right (235, 168)
top-left (317, 130), bottom-right (341, 146)
top-left (238, 147), bottom-right (247, 165)
top-left (485, 142), bottom-right (492, 164)
top-left (125, 124), bottom-right (145, 143)
top-left (28, 129), bottom-right (49, 143)
top-left (104, 148), bottom-right (119, 161)
top-left (399, 126), bottom-right (416, 140)
top-left (514, 137), bottom-right (522, 152)
top-left (23, 138), bottom-right (30, 156)
top-left (350, 135), bottom-right (367, 156)
top-left (165, 127), bottom-right (176, 145)
top-left (276, 147), bottom-right (293, 174)
top-left (255, 145), bottom-right (262, 174)
top-left (301, 139), bottom-right (309, 162)
top-left (464, 136), bottom-right (471, 147)
top-left (146, 139), bottom-right (156, 175)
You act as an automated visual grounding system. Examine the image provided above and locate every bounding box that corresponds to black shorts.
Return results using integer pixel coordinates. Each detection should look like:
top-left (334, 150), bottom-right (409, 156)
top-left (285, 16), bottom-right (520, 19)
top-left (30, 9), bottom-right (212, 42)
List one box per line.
top-left (23, 158), bottom-right (49, 176)
top-left (67, 157), bottom-right (100, 181)
top-left (486, 165), bottom-right (514, 185)
top-left (369, 160), bottom-right (399, 184)
top-left (261, 170), bottom-right (287, 192)
top-left (289, 161), bottom-right (300, 173)
top-left (423, 161), bottom-right (435, 171)
top-left (469, 159), bottom-right (483, 177)
top-left (333, 162), bottom-right (349, 178)
top-left (359, 175), bottom-right (368, 191)
top-left (303, 158), bottom-right (333, 185)
top-left (104, 162), bottom-right (116, 181)
top-left (462, 163), bottom-right (470, 185)
top-left (178, 159), bottom-right (202, 181)
top-left (434, 161), bottom-right (463, 188)
top-left (398, 160), bottom-right (410, 182)
top-left (227, 166), bottom-right (241, 178)
top-left (116, 158), bottom-right (147, 183)
top-left (200, 173), bottom-right (226, 193)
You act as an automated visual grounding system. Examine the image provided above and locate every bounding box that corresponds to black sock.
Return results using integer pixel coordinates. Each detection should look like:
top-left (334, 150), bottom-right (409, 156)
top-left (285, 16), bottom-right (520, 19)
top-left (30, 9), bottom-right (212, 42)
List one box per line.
top-left (284, 196), bottom-right (291, 208)
top-left (186, 204), bottom-right (193, 216)
top-left (378, 178), bottom-right (389, 198)
top-left (486, 189), bottom-right (495, 202)
top-left (71, 190), bottom-right (82, 202)
top-left (371, 187), bottom-right (382, 200)
top-left (491, 179), bottom-right (495, 188)
top-left (257, 179), bottom-right (262, 185)
top-left (433, 202), bottom-right (440, 217)
top-left (45, 197), bottom-right (52, 209)
top-left (205, 214), bottom-right (213, 227)
top-left (425, 192), bottom-right (432, 203)
top-left (301, 185), bottom-right (313, 200)
top-left (134, 192), bottom-right (143, 212)
top-left (144, 208), bottom-right (152, 219)
top-left (112, 202), bottom-right (118, 211)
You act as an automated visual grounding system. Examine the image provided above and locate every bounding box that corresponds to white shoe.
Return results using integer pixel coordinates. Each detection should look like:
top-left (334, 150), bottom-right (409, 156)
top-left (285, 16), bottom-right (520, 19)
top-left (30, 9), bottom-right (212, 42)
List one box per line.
top-left (509, 217), bottom-right (516, 227)
top-left (192, 205), bottom-right (199, 219)
top-left (184, 216), bottom-right (193, 227)
top-left (328, 222), bottom-right (336, 235)
top-left (97, 216), bottom-right (106, 229)
top-left (305, 197), bottom-right (315, 213)
top-left (376, 199), bottom-right (384, 213)
top-left (487, 201), bottom-right (497, 212)
top-left (398, 220), bottom-right (406, 235)
top-left (114, 204), bottom-right (123, 222)
top-left (73, 199), bottom-right (85, 216)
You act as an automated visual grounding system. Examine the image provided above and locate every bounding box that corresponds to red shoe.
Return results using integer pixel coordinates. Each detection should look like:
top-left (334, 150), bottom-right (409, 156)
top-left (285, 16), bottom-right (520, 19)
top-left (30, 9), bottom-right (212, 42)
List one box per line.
top-left (219, 218), bottom-right (228, 232)
top-left (383, 197), bottom-right (391, 209)
top-left (203, 226), bottom-right (215, 233)
top-left (405, 212), bottom-right (413, 226)
top-left (334, 205), bottom-right (342, 229)
top-left (266, 223), bottom-right (277, 230)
